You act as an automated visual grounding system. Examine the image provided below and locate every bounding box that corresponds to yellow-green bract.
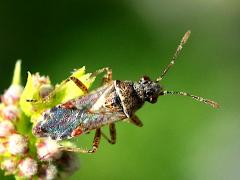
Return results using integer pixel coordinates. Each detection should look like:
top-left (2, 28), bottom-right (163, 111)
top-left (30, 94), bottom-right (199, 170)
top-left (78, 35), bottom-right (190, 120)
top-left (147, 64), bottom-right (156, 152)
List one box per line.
top-left (20, 66), bottom-right (95, 118)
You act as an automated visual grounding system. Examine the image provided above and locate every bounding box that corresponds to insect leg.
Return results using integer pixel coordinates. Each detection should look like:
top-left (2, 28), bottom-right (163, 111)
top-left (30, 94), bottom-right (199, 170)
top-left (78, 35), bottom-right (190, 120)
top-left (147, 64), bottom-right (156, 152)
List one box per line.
top-left (101, 123), bottom-right (116, 144)
top-left (88, 128), bottom-right (101, 153)
top-left (58, 128), bottom-right (101, 154)
top-left (26, 99), bottom-right (38, 102)
top-left (26, 97), bottom-right (51, 106)
top-left (26, 76), bottom-right (88, 104)
top-left (31, 77), bottom-right (88, 103)
top-left (65, 76), bottom-right (88, 94)
top-left (129, 115), bottom-right (143, 127)
top-left (91, 67), bottom-right (112, 84)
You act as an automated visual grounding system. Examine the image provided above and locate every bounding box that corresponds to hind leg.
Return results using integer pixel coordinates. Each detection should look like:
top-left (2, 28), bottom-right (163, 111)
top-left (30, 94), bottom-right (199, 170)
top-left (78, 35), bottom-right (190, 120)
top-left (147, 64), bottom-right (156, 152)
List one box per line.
top-left (101, 123), bottom-right (116, 144)
top-left (58, 128), bottom-right (101, 154)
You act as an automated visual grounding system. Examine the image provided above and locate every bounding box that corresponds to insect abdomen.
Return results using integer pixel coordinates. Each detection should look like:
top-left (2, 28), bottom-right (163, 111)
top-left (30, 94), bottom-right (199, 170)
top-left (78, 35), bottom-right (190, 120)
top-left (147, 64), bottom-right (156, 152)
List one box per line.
top-left (33, 106), bottom-right (126, 140)
top-left (33, 107), bottom-right (85, 140)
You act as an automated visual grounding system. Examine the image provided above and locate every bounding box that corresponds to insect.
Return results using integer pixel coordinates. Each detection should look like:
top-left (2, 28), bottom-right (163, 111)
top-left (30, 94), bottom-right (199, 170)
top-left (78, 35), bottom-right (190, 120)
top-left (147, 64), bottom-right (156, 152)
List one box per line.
top-left (32, 30), bottom-right (219, 153)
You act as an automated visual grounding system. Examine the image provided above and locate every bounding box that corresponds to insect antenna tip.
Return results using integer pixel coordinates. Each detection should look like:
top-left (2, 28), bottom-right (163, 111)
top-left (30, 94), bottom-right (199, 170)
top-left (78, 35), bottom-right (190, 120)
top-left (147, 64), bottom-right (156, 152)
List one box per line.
top-left (182, 30), bottom-right (191, 44)
top-left (207, 99), bottom-right (220, 109)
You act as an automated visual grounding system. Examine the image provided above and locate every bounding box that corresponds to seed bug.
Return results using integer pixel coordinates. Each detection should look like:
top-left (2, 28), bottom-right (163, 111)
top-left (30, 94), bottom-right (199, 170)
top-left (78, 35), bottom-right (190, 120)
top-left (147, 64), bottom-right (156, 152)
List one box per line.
top-left (32, 30), bottom-right (219, 153)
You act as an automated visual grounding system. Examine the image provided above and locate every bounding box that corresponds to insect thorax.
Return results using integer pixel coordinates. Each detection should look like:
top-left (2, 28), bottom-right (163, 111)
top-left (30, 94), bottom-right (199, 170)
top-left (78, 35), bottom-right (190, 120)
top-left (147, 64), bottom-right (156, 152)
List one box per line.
top-left (114, 80), bottom-right (145, 117)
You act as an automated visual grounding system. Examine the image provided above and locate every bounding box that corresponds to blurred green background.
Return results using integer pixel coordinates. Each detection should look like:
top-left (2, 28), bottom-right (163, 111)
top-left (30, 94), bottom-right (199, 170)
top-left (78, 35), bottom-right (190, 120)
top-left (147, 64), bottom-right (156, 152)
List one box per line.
top-left (0, 0), bottom-right (239, 180)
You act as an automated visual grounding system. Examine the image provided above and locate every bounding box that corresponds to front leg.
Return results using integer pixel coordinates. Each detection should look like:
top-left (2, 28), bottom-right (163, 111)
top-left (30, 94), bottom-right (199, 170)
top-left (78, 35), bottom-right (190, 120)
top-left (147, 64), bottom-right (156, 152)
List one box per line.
top-left (58, 128), bottom-right (101, 153)
top-left (91, 67), bottom-right (112, 84)
top-left (130, 115), bottom-right (143, 127)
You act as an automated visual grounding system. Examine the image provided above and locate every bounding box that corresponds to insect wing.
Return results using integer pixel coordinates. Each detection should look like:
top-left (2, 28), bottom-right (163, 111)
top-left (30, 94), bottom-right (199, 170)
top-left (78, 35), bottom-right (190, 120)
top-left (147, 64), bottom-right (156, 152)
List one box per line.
top-left (35, 107), bottom-right (84, 140)
top-left (33, 88), bottom-right (103, 140)
top-left (36, 106), bottom-right (125, 140)
top-left (33, 84), bottom-right (126, 140)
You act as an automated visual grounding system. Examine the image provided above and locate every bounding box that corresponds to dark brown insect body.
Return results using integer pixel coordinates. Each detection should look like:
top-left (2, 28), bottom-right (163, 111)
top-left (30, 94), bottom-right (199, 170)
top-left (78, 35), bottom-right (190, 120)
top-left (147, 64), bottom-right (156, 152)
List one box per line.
top-left (33, 31), bottom-right (219, 153)
top-left (33, 79), bottom-right (162, 140)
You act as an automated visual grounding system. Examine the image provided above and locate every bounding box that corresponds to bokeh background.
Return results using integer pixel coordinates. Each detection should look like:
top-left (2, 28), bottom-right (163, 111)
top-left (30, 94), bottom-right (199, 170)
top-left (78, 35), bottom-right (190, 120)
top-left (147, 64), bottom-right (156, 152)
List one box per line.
top-left (0, 0), bottom-right (239, 180)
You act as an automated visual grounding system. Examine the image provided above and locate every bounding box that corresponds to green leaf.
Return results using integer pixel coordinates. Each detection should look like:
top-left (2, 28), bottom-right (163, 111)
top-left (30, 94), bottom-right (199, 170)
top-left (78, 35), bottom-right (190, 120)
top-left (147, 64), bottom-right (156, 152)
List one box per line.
top-left (12, 60), bottom-right (21, 85)
top-left (19, 72), bottom-right (34, 116)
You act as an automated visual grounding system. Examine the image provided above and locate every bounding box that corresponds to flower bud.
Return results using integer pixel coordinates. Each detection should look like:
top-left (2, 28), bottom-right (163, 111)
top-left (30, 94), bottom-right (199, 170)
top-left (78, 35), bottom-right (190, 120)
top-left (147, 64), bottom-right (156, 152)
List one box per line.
top-left (1, 85), bottom-right (23, 105)
top-left (45, 164), bottom-right (58, 180)
top-left (1, 105), bottom-right (20, 121)
top-left (18, 157), bottom-right (38, 178)
top-left (37, 138), bottom-right (62, 161)
top-left (56, 151), bottom-right (79, 174)
top-left (0, 142), bottom-right (6, 153)
top-left (32, 73), bottom-right (50, 88)
top-left (39, 84), bottom-right (54, 98)
top-left (1, 158), bottom-right (17, 174)
top-left (39, 164), bottom-right (58, 180)
top-left (0, 120), bottom-right (15, 137)
top-left (8, 134), bottom-right (28, 155)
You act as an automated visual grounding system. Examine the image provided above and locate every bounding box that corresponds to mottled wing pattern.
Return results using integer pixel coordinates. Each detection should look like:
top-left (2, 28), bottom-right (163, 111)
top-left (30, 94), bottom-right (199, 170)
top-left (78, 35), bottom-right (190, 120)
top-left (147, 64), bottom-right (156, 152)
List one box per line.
top-left (40, 107), bottom-right (84, 140)
top-left (39, 106), bottom-right (126, 140)
top-left (34, 84), bottom-right (126, 140)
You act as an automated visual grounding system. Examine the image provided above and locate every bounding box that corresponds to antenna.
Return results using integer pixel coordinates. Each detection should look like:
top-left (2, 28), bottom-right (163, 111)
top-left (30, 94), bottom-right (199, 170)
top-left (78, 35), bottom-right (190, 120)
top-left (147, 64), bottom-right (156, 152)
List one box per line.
top-left (156, 30), bottom-right (191, 82)
top-left (161, 90), bottom-right (220, 108)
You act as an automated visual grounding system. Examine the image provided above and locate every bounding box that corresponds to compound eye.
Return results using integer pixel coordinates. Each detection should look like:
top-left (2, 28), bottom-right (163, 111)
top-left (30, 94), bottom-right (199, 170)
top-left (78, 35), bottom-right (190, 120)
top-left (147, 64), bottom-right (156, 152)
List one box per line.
top-left (142, 76), bottom-right (150, 81)
top-left (150, 96), bottom-right (158, 103)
